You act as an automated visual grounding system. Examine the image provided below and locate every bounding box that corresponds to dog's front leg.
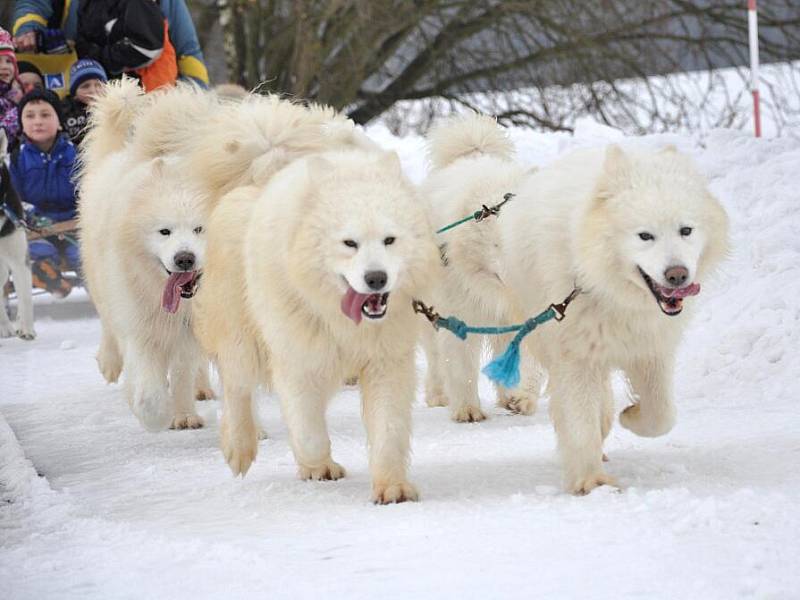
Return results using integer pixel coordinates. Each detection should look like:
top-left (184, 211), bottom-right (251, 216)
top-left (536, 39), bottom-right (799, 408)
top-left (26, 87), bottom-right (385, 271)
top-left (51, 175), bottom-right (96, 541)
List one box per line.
top-left (273, 359), bottom-right (344, 481)
top-left (360, 351), bottom-right (418, 504)
top-left (619, 355), bottom-right (676, 437)
top-left (9, 250), bottom-right (35, 340)
top-left (124, 341), bottom-right (173, 432)
top-left (549, 363), bottom-right (616, 495)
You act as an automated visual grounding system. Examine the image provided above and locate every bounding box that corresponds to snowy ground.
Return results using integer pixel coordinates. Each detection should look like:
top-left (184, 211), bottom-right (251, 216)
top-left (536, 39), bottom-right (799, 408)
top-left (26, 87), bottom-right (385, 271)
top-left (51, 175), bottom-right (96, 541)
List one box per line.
top-left (2, 124), bottom-right (799, 599)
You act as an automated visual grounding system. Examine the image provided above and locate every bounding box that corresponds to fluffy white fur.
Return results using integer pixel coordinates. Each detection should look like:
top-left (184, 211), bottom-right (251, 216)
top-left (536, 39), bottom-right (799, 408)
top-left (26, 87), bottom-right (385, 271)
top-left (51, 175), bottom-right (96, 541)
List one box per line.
top-left (194, 150), bottom-right (439, 504)
top-left (423, 114), bottom-right (729, 494)
top-left (79, 80), bottom-right (212, 431)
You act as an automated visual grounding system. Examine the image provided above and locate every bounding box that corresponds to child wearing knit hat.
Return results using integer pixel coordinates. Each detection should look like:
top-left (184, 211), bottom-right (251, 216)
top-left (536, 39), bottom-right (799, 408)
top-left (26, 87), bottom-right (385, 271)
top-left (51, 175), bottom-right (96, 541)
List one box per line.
top-left (0, 26), bottom-right (24, 144)
top-left (17, 61), bottom-right (45, 94)
top-left (10, 88), bottom-right (79, 297)
top-left (62, 58), bottom-right (108, 146)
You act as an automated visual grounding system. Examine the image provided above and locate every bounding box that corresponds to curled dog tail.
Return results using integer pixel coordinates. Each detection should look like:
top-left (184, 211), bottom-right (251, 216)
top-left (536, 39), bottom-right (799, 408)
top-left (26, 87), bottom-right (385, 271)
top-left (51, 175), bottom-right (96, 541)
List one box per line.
top-left (81, 77), bottom-right (144, 166)
top-left (427, 113), bottom-right (514, 170)
top-left (187, 95), bottom-right (364, 194)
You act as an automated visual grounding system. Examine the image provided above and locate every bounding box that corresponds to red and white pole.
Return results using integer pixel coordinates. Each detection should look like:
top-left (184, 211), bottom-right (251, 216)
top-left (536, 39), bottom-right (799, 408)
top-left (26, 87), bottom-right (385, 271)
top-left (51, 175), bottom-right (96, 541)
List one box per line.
top-left (748, 0), bottom-right (761, 137)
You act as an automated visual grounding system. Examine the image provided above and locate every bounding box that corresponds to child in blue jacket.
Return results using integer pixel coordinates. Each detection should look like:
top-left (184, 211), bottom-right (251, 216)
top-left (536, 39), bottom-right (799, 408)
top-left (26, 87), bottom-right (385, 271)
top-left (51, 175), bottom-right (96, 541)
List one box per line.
top-left (10, 88), bottom-right (78, 297)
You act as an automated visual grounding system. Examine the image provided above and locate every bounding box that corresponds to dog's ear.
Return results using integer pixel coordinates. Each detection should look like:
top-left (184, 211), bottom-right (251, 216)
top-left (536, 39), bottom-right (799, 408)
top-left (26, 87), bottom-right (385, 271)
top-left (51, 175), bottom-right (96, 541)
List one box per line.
top-left (594, 144), bottom-right (631, 201)
top-left (378, 151), bottom-right (403, 178)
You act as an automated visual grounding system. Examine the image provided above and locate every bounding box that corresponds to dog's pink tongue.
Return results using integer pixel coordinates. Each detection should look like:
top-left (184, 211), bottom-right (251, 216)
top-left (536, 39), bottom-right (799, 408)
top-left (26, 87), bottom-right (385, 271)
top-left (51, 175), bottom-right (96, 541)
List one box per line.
top-left (341, 287), bottom-right (370, 325)
top-left (664, 282), bottom-right (701, 299)
top-left (162, 272), bottom-right (195, 314)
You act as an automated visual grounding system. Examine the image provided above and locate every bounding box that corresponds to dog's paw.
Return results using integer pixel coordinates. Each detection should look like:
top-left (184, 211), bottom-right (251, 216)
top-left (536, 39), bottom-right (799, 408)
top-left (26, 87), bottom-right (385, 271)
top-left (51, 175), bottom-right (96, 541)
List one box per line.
top-left (298, 460), bottom-right (346, 481)
top-left (16, 327), bottom-right (36, 341)
top-left (0, 322), bottom-right (15, 338)
top-left (425, 389), bottom-right (448, 408)
top-left (97, 352), bottom-right (123, 384)
top-left (195, 387), bottom-right (215, 401)
top-left (372, 481), bottom-right (419, 504)
top-left (619, 403), bottom-right (675, 437)
top-left (170, 413), bottom-right (204, 430)
top-left (129, 387), bottom-right (173, 432)
top-left (451, 404), bottom-right (486, 423)
top-left (344, 375), bottom-right (359, 387)
top-left (220, 419), bottom-right (259, 476)
top-left (567, 471), bottom-right (618, 496)
top-left (497, 391), bottom-right (537, 415)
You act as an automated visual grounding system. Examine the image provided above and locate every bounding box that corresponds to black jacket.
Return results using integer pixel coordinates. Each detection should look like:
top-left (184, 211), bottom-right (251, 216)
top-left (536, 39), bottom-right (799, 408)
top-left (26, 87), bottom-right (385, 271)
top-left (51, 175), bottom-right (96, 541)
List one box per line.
top-left (75, 0), bottom-right (165, 76)
top-left (61, 97), bottom-right (90, 147)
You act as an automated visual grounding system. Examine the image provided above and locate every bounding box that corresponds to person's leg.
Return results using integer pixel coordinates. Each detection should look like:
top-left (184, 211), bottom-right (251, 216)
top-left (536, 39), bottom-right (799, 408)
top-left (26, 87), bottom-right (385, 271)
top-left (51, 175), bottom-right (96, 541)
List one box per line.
top-left (29, 239), bottom-right (71, 297)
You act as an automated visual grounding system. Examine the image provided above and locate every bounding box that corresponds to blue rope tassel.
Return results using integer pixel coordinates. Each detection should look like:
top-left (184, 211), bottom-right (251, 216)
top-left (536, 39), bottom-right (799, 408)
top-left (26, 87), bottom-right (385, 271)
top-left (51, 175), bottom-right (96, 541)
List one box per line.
top-left (481, 309), bottom-right (556, 388)
top-left (412, 288), bottom-right (579, 389)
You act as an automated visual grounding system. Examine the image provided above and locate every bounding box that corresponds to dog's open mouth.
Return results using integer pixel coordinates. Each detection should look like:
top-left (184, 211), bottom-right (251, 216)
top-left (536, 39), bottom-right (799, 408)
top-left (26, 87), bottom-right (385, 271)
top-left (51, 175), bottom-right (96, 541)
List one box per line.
top-left (638, 267), bottom-right (700, 316)
top-left (161, 270), bottom-right (202, 314)
top-left (340, 287), bottom-right (389, 324)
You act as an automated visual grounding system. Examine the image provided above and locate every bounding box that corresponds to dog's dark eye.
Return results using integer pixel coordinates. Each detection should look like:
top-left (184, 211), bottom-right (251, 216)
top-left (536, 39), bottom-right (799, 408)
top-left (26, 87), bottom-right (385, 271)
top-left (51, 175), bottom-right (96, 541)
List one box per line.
top-left (194, 226), bottom-right (203, 234)
top-left (343, 239), bottom-right (358, 249)
top-left (638, 232), bottom-right (654, 241)
top-left (680, 226), bottom-right (693, 237)
top-left (384, 236), bottom-right (396, 246)
top-left (159, 228), bottom-right (171, 236)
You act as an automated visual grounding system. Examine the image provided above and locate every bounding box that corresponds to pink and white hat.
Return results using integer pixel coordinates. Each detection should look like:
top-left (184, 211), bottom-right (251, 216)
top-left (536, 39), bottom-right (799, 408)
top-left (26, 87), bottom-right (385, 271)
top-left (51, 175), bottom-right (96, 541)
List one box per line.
top-left (0, 27), bottom-right (19, 78)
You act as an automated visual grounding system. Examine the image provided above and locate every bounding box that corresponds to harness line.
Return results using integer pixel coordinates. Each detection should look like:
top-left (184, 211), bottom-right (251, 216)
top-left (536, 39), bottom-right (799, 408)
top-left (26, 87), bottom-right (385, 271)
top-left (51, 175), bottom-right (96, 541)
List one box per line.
top-left (415, 191), bottom-right (582, 388)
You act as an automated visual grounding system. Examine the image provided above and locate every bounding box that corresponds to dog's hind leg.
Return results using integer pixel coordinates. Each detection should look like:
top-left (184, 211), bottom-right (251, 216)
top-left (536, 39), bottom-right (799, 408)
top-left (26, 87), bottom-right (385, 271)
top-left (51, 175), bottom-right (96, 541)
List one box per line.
top-left (492, 336), bottom-right (542, 416)
top-left (168, 339), bottom-right (205, 430)
top-left (97, 326), bottom-right (123, 383)
top-left (619, 356), bottom-right (676, 437)
top-left (548, 363), bottom-right (616, 495)
top-left (420, 324), bottom-right (447, 408)
top-left (194, 362), bottom-right (215, 400)
top-left (0, 260), bottom-right (15, 338)
top-left (439, 330), bottom-right (486, 422)
top-left (361, 351), bottom-right (418, 504)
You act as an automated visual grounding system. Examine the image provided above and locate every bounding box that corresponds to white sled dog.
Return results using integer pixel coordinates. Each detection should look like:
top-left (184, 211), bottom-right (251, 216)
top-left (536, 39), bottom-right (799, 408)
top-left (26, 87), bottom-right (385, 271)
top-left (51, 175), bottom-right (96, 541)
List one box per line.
top-left (79, 80), bottom-right (213, 431)
top-left (195, 149), bottom-right (439, 504)
top-left (0, 130), bottom-right (35, 340)
top-left (423, 114), bottom-right (729, 494)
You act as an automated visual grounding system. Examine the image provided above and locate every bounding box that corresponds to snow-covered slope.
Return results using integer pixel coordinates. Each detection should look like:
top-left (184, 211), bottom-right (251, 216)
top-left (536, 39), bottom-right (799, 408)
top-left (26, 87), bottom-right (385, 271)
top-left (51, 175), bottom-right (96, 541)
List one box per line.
top-left (1, 125), bottom-right (798, 599)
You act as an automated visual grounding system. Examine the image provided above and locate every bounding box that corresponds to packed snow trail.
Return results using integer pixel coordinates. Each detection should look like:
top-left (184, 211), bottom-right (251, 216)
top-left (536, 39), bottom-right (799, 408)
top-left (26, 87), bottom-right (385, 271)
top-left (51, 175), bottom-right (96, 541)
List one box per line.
top-left (2, 126), bottom-right (798, 599)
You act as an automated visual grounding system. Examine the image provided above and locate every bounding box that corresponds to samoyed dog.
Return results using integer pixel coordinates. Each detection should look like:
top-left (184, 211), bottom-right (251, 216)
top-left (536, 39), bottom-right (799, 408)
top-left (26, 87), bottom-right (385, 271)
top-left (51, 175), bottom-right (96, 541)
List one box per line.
top-left (423, 114), bottom-right (729, 494)
top-left (195, 149), bottom-right (439, 504)
top-left (79, 81), bottom-right (213, 431)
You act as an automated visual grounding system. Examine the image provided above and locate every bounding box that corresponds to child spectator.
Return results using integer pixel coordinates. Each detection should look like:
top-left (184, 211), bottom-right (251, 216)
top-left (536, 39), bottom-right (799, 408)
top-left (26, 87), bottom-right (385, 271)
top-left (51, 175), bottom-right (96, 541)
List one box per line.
top-left (17, 61), bottom-right (45, 94)
top-left (62, 59), bottom-right (107, 146)
top-left (10, 89), bottom-right (79, 297)
top-left (0, 27), bottom-right (24, 145)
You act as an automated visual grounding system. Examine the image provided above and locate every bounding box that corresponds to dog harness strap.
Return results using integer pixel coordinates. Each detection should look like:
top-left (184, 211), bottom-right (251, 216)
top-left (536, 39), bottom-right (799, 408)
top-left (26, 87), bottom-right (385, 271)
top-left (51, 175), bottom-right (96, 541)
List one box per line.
top-left (435, 192), bottom-right (515, 234)
top-left (412, 287), bottom-right (580, 388)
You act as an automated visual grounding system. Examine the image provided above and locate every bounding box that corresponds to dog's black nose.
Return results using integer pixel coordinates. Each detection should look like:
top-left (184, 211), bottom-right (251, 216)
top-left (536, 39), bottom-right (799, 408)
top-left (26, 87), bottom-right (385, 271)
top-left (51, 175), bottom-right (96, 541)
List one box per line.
top-left (364, 270), bottom-right (387, 291)
top-left (664, 265), bottom-right (688, 287)
top-left (174, 251), bottom-right (196, 272)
